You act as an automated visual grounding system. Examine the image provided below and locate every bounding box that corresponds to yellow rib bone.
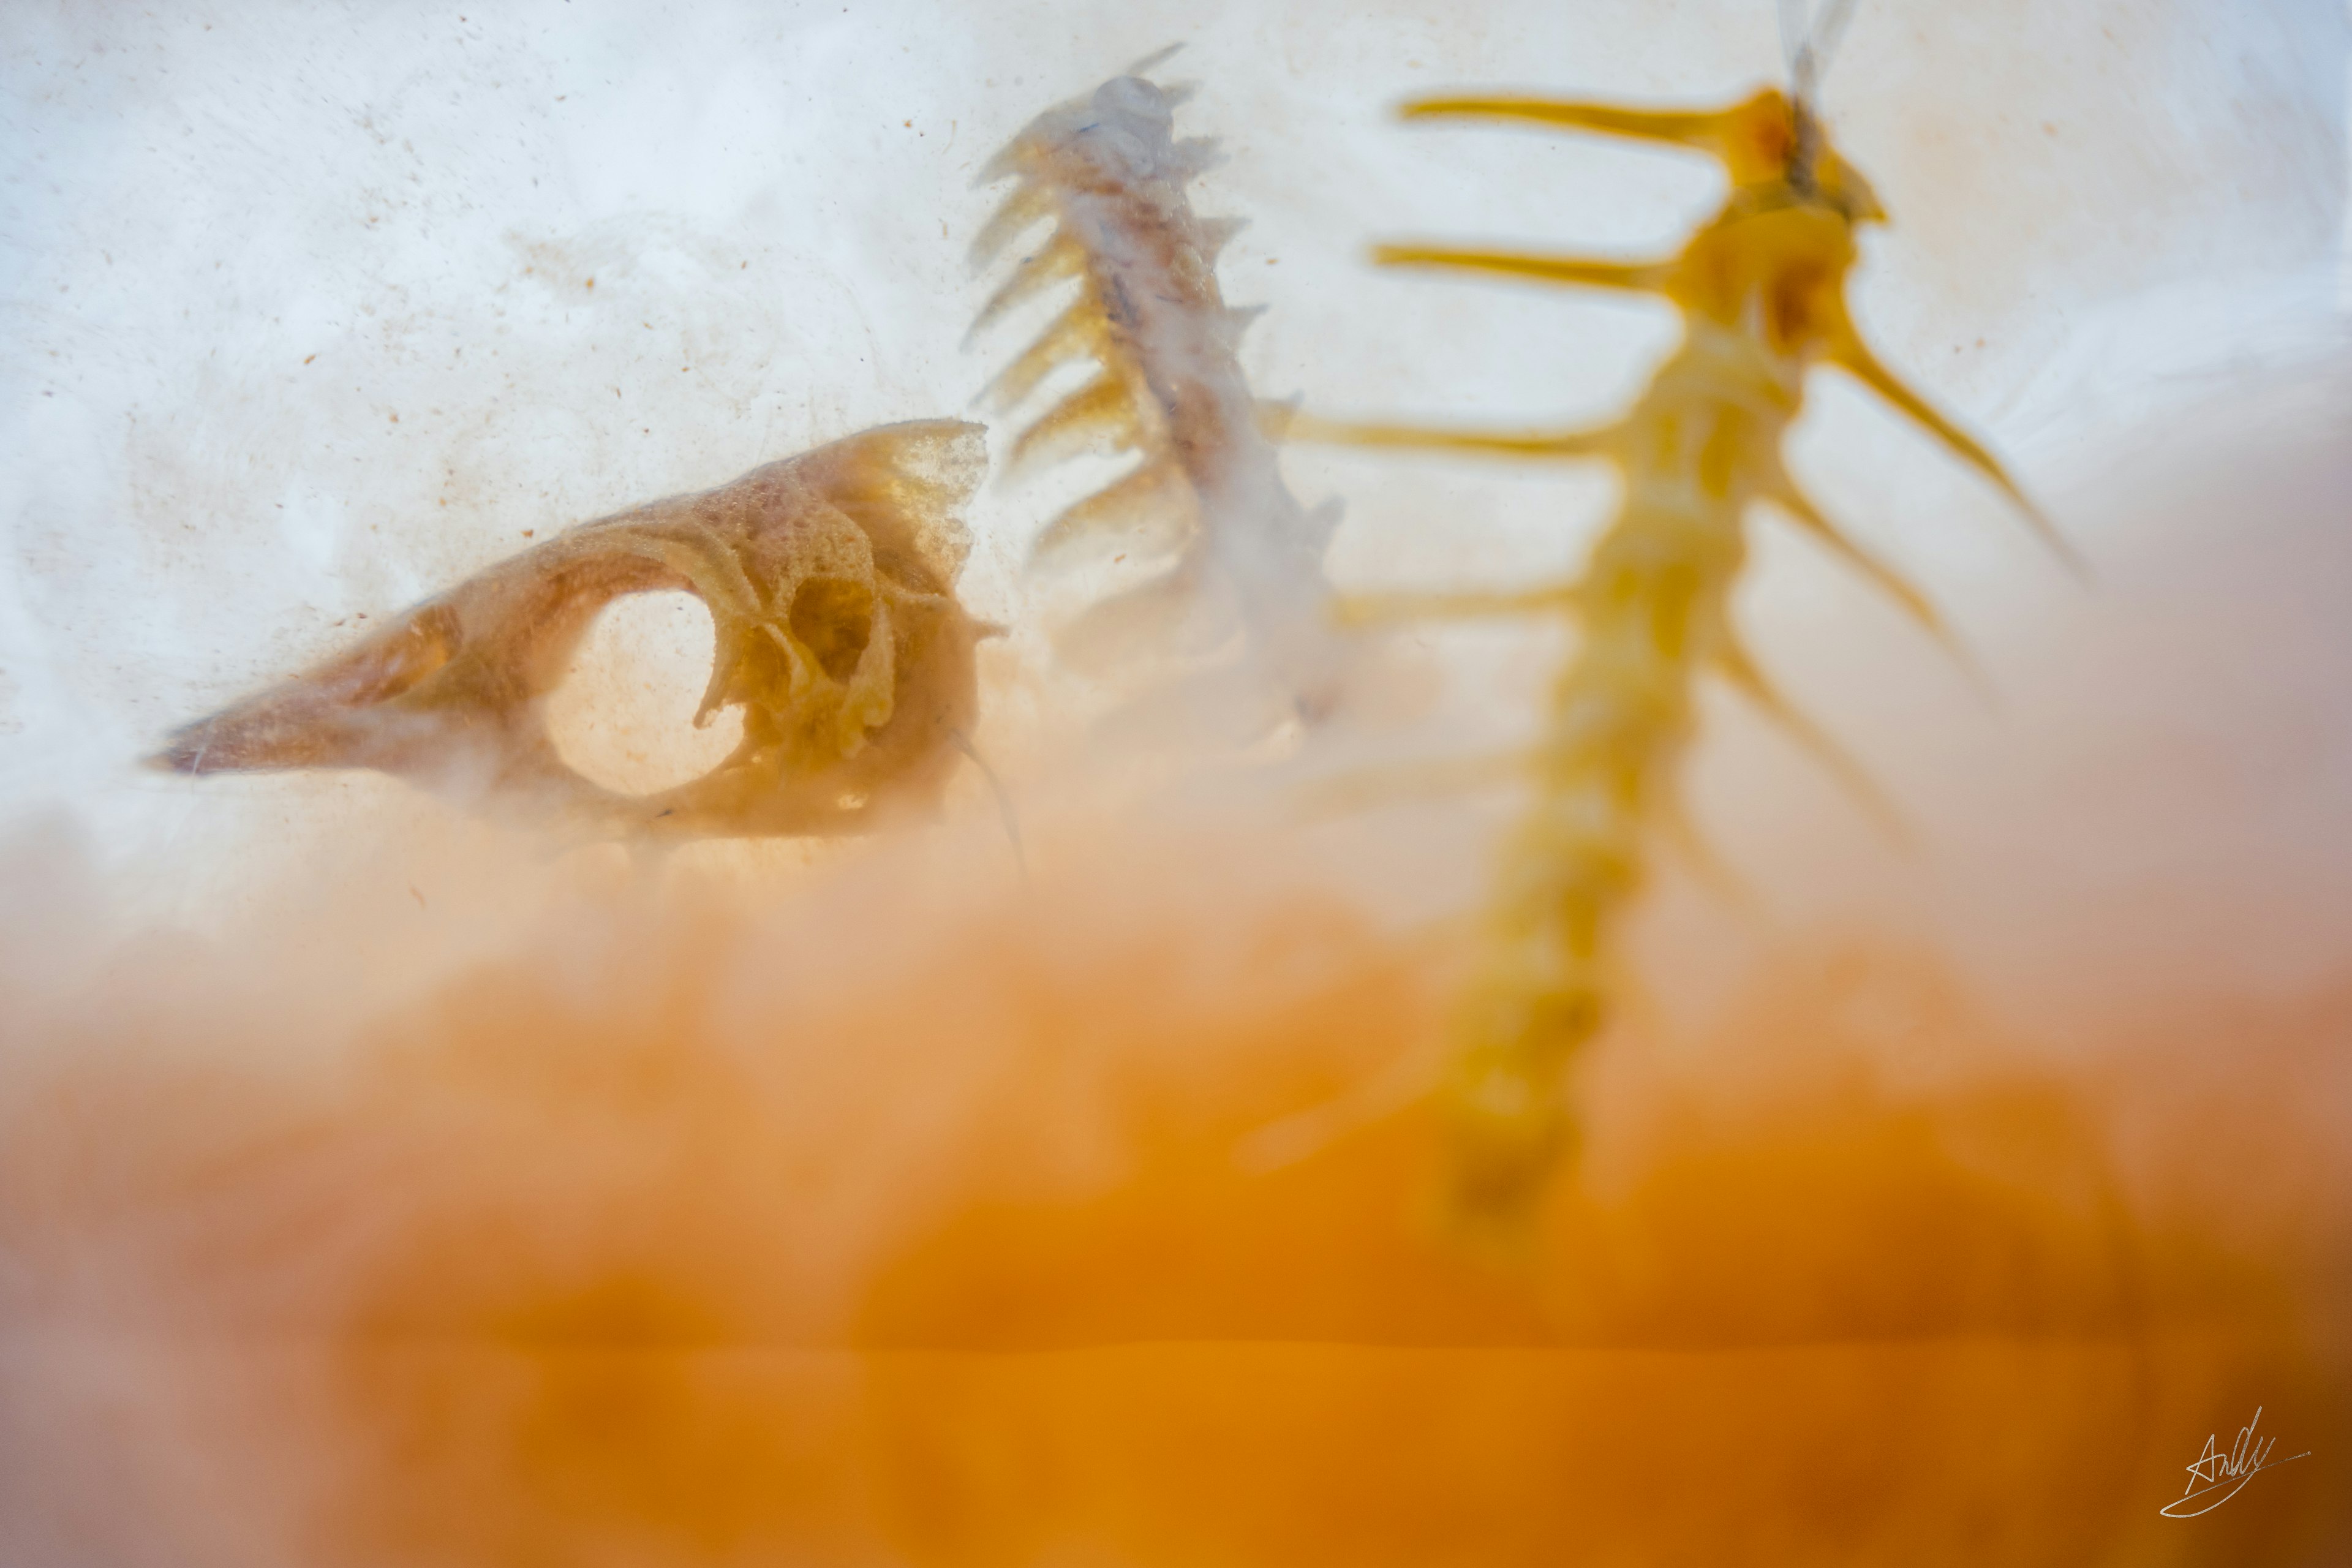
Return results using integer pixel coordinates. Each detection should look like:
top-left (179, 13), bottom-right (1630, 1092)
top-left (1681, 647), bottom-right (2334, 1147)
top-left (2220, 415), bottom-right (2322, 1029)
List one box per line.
top-left (1400, 96), bottom-right (1736, 149)
top-left (1398, 91), bottom-right (1795, 186)
top-left (1763, 483), bottom-right (1940, 632)
top-left (1374, 244), bottom-right (1673, 296)
top-left (1713, 638), bottom-right (1912, 846)
top-left (1830, 331), bottom-right (2087, 579)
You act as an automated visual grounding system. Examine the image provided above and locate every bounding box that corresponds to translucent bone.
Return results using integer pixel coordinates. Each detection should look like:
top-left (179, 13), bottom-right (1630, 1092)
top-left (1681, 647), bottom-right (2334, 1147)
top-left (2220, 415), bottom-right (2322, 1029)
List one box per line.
top-left (1762, 483), bottom-right (1942, 637)
top-left (1830, 328), bottom-right (2089, 578)
top-left (1280, 409), bottom-right (1614, 462)
top-left (1710, 635), bottom-right (1912, 846)
top-left (1401, 90), bottom-right (1799, 186)
top-left (157, 421), bottom-right (990, 841)
top-left (1372, 244), bottom-right (1675, 296)
top-left (1030, 459), bottom-right (1197, 564)
top-left (973, 68), bottom-right (1350, 719)
top-left (1006, 372), bottom-right (1148, 473)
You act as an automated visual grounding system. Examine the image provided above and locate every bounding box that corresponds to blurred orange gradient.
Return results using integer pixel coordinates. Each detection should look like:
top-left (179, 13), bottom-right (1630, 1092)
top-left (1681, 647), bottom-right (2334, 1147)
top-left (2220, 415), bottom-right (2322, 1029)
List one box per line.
top-left (1, 802), bottom-right (2343, 1567)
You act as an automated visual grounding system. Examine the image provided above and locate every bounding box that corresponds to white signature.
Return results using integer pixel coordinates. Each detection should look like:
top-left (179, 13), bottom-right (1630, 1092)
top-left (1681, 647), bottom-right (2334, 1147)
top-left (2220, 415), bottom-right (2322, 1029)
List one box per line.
top-left (2160, 1406), bottom-right (2311, 1518)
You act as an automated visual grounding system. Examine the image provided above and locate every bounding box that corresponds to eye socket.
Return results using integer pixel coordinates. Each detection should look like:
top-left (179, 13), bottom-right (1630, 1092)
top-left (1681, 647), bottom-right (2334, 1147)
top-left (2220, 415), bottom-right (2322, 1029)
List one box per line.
top-left (786, 577), bottom-right (877, 684)
top-left (544, 591), bottom-right (744, 798)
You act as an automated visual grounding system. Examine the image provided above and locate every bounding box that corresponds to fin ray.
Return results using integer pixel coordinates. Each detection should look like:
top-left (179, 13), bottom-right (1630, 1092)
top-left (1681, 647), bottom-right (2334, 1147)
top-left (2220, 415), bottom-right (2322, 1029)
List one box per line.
top-left (1401, 96), bottom-right (1735, 151)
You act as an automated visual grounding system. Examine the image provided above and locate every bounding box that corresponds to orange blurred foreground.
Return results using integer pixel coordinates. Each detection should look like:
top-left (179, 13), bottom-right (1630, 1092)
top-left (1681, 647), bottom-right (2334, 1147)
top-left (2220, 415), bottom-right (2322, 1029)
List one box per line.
top-left (0, 822), bottom-right (2344, 1566)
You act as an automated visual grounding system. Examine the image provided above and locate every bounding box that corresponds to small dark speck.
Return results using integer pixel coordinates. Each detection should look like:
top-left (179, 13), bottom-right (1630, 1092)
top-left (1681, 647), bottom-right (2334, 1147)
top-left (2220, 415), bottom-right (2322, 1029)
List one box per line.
top-left (585, 276), bottom-right (595, 289)
top-left (410, 885), bottom-right (426, 909)
top-left (655, 810), bottom-right (674, 818)
top-left (522, 529), bottom-right (535, 538)
top-left (389, 413), bottom-right (399, 422)
top-left (2041, 122), bottom-right (2057, 135)
top-left (303, 353), bottom-right (316, 364)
